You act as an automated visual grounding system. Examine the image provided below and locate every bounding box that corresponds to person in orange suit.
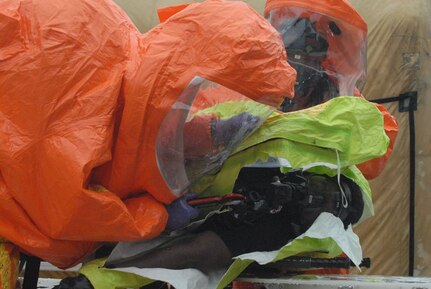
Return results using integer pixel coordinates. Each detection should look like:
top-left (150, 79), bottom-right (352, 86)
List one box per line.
top-left (0, 0), bottom-right (296, 268)
top-left (264, 0), bottom-right (398, 179)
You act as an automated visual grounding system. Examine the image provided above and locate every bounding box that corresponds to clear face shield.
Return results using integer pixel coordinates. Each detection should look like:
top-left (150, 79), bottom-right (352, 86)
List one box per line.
top-left (266, 7), bottom-right (367, 112)
top-left (156, 77), bottom-right (275, 197)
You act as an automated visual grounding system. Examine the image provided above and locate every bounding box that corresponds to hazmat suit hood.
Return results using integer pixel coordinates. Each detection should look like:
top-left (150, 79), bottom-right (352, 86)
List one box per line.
top-left (0, 0), bottom-right (295, 267)
top-left (265, 0), bottom-right (367, 111)
top-left (92, 0), bottom-right (296, 203)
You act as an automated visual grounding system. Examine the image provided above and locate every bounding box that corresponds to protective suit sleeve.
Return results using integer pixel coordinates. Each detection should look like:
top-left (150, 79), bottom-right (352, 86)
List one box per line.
top-left (0, 175), bottom-right (168, 268)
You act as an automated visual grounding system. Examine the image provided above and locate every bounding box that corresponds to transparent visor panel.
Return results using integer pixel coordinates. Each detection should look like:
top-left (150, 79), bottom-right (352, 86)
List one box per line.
top-left (156, 77), bottom-right (275, 196)
top-left (267, 7), bottom-right (367, 112)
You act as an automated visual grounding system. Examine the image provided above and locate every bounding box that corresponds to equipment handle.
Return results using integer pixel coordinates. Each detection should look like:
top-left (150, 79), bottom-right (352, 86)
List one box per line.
top-left (187, 194), bottom-right (245, 207)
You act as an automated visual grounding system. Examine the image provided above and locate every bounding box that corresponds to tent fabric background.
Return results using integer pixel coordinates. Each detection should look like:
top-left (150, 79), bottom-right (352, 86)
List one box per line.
top-left (112, 0), bottom-right (431, 277)
top-left (349, 0), bottom-right (431, 277)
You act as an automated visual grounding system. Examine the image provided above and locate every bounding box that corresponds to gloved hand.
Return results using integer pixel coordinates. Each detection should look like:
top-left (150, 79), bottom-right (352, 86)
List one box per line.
top-left (166, 193), bottom-right (200, 231)
top-left (212, 112), bottom-right (260, 147)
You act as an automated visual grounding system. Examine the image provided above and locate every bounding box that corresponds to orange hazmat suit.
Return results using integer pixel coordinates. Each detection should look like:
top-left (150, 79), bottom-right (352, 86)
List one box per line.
top-left (0, 0), bottom-right (296, 267)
